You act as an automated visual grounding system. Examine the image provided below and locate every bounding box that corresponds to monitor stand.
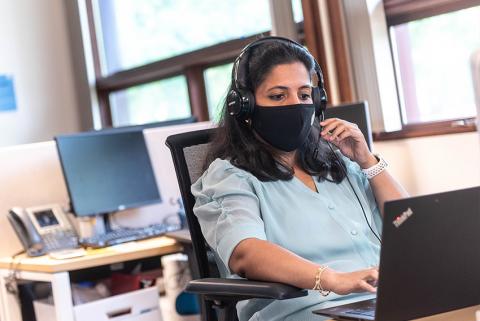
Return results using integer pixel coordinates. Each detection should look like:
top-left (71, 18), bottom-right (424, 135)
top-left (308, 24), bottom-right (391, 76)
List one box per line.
top-left (103, 214), bottom-right (112, 233)
top-left (90, 214), bottom-right (107, 235)
top-left (76, 214), bottom-right (107, 239)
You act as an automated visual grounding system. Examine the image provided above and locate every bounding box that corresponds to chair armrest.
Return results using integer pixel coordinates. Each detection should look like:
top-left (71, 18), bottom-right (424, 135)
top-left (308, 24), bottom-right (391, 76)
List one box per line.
top-left (185, 278), bottom-right (308, 301)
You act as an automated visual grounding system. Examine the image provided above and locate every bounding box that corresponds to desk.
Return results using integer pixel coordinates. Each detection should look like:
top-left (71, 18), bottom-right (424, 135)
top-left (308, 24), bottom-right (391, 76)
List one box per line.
top-left (0, 236), bottom-right (182, 321)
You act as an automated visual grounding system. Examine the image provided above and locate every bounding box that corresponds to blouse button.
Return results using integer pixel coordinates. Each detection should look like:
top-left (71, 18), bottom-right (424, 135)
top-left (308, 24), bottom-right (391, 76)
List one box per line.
top-left (350, 230), bottom-right (358, 236)
top-left (328, 204), bottom-right (335, 210)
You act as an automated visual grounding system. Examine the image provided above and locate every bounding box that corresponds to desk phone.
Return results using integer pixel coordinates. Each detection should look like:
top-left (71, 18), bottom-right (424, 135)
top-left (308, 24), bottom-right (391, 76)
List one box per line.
top-left (8, 204), bottom-right (79, 257)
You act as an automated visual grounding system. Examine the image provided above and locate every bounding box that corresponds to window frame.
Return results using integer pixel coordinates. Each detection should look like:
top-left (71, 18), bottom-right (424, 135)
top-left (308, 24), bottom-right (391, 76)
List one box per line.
top-left (380, 0), bottom-right (480, 139)
top-left (85, 0), bottom-right (311, 127)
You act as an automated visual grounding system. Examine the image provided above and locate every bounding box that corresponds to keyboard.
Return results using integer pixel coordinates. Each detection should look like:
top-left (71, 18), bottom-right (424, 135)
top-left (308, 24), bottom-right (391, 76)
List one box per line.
top-left (80, 224), bottom-right (179, 248)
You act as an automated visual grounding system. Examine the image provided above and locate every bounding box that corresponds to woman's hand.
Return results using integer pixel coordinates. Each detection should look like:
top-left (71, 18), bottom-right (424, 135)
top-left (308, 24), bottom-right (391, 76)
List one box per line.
top-left (322, 267), bottom-right (379, 295)
top-left (320, 118), bottom-right (377, 169)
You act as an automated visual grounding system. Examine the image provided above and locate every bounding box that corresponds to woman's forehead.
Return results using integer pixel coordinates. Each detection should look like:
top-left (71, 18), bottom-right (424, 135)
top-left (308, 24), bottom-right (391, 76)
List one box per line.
top-left (259, 62), bottom-right (311, 89)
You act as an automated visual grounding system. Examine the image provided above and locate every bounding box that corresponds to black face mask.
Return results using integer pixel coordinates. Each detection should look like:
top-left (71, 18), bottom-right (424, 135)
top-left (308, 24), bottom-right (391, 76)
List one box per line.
top-left (252, 103), bottom-right (315, 152)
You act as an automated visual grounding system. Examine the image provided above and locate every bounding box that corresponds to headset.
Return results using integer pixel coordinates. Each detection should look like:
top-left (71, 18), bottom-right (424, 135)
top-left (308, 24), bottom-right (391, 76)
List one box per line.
top-left (226, 36), bottom-right (328, 121)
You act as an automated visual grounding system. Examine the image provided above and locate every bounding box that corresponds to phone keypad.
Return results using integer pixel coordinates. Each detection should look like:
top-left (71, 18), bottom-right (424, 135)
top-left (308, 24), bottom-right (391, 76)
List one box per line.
top-left (43, 230), bottom-right (79, 252)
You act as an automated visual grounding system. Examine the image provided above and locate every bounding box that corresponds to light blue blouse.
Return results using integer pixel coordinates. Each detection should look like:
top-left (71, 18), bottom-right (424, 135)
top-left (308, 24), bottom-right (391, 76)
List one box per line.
top-left (191, 156), bottom-right (382, 321)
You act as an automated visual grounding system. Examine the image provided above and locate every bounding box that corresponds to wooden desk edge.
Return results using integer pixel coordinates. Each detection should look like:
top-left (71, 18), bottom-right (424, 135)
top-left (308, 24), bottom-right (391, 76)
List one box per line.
top-left (0, 236), bottom-right (183, 273)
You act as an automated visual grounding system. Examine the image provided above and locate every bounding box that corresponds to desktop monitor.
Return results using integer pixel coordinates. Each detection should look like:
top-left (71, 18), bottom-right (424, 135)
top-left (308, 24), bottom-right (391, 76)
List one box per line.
top-left (55, 130), bottom-right (161, 217)
top-left (324, 101), bottom-right (373, 150)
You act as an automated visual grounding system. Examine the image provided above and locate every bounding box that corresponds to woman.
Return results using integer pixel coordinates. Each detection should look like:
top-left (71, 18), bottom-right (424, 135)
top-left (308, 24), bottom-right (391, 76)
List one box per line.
top-left (192, 37), bottom-right (408, 321)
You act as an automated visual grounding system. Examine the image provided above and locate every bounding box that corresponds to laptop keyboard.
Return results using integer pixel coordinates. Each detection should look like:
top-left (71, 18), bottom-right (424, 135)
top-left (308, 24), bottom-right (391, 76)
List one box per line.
top-left (344, 299), bottom-right (377, 317)
top-left (344, 308), bottom-right (375, 317)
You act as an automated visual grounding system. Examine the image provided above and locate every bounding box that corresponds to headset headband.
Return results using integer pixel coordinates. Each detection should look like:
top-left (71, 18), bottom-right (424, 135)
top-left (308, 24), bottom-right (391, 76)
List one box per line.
top-left (232, 36), bottom-right (325, 90)
top-left (227, 36), bottom-right (328, 120)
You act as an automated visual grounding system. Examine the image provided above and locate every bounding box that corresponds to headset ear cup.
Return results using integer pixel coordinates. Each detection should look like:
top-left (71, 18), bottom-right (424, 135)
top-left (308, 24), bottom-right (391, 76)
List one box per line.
top-left (312, 87), bottom-right (328, 117)
top-left (244, 89), bottom-right (255, 119)
top-left (319, 87), bottom-right (327, 114)
top-left (312, 87), bottom-right (322, 117)
top-left (226, 89), bottom-right (242, 117)
top-left (230, 87), bottom-right (255, 120)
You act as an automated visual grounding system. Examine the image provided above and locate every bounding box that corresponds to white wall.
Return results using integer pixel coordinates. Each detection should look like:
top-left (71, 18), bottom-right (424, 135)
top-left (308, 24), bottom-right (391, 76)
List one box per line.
top-left (374, 132), bottom-right (480, 196)
top-left (0, 0), bottom-right (85, 147)
top-left (341, 0), bottom-right (480, 196)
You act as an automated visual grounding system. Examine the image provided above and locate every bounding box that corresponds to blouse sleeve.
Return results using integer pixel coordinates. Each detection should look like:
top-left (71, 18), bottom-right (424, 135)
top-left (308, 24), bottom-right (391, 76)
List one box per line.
top-left (191, 159), bottom-right (267, 273)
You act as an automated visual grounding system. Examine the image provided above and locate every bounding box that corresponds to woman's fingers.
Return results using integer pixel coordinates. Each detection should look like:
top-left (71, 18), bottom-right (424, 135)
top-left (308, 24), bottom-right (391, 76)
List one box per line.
top-left (321, 119), bottom-right (361, 141)
top-left (365, 269), bottom-right (379, 286)
top-left (337, 131), bottom-right (353, 142)
top-left (356, 269), bottom-right (378, 292)
top-left (358, 280), bottom-right (377, 293)
top-left (328, 124), bottom-right (347, 141)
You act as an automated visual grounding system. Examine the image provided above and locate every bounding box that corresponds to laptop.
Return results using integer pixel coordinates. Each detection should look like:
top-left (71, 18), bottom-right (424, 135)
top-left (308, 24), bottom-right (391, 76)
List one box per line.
top-left (313, 186), bottom-right (480, 321)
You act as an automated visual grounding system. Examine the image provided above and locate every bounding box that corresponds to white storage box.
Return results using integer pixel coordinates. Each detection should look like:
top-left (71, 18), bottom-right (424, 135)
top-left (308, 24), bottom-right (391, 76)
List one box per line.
top-left (34, 287), bottom-right (162, 321)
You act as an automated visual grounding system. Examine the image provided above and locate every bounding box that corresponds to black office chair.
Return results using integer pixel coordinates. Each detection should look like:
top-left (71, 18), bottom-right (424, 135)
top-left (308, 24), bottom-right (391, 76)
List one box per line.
top-left (166, 129), bottom-right (308, 321)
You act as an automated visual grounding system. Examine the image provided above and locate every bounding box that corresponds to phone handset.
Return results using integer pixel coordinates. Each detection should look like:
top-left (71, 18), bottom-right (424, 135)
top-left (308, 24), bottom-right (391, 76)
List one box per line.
top-left (8, 208), bottom-right (46, 257)
top-left (8, 204), bottom-right (80, 257)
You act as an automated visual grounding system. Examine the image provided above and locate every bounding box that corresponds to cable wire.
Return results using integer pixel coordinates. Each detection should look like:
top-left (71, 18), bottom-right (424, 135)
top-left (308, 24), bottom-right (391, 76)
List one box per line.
top-left (326, 142), bottom-right (382, 244)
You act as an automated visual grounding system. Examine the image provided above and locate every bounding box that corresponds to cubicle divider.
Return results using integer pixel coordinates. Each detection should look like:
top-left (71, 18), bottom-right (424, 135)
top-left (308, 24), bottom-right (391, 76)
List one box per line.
top-left (0, 121), bottom-right (213, 257)
top-left (111, 122), bottom-right (213, 228)
top-left (0, 141), bottom-right (69, 257)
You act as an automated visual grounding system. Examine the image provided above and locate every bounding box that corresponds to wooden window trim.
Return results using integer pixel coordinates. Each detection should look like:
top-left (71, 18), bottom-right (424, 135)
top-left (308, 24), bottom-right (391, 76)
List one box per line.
top-left (89, 17), bottom-right (306, 127)
top-left (384, 0), bottom-right (480, 26)
top-left (95, 35), bottom-right (264, 93)
top-left (85, 0), bottom-right (102, 78)
top-left (373, 118), bottom-right (477, 141)
top-left (92, 34), bottom-right (268, 127)
top-left (379, 0), bottom-right (480, 140)
top-left (186, 66), bottom-right (210, 122)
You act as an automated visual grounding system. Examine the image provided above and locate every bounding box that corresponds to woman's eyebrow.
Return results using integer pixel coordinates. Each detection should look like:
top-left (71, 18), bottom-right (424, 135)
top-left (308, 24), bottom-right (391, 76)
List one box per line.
top-left (266, 86), bottom-right (289, 91)
top-left (267, 85), bottom-right (312, 91)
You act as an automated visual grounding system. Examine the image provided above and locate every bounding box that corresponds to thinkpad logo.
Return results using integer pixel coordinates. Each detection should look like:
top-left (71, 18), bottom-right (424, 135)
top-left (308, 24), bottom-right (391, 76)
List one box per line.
top-left (393, 208), bottom-right (413, 228)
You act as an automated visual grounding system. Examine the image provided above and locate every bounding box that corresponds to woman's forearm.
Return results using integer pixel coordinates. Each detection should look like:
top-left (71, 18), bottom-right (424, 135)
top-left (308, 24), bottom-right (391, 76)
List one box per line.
top-left (369, 169), bottom-right (409, 216)
top-left (229, 238), bottom-right (319, 289)
top-left (229, 238), bottom-right (378, 294)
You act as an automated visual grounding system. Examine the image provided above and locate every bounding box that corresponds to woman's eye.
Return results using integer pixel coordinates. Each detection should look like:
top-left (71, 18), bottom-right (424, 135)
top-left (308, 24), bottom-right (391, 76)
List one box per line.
top-left (300, 93), bottom-right (311, 100)
top-left (268, 94), bottom-right (284, 101)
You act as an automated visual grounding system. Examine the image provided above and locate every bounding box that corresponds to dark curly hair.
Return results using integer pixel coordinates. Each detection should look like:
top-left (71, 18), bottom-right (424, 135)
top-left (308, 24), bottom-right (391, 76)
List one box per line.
top-left (205, 38), bottom-right (346, 183)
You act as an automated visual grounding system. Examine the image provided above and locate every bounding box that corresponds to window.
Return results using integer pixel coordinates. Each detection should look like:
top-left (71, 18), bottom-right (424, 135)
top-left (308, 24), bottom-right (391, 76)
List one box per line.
top-left (204, 63), bottom-right (233, 123)
top-left (97, 0), bottom-right (271, 74)
top-left (110, 76), bottom-right (190, 127)
top-left (390, 6), bottom-right (480, 125)
top-left (378, 0), bottom-right (480, 138)
top-left (85, 0), bottom-right (305, 128)
top-left (292, 0), bottom-right (304, 23)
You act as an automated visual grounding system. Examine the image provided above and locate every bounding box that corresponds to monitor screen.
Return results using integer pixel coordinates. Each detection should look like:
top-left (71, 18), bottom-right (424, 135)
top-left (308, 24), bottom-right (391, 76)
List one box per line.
top-left (324, 101), bottom-right (373, 150)
top-left (55, 130), bottom-right (161, 216)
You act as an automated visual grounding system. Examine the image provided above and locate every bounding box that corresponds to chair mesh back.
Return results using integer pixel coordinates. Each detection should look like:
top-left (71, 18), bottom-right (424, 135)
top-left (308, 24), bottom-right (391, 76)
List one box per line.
top-left (184, 143), bottom-right (211, 183)
top-left (182, 141), bottom-right (220, 278)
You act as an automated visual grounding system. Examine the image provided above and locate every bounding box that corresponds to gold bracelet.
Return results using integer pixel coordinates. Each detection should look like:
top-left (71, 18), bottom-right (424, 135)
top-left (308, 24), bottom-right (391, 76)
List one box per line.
top-left (313, 266), bottom-right (331, 296)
